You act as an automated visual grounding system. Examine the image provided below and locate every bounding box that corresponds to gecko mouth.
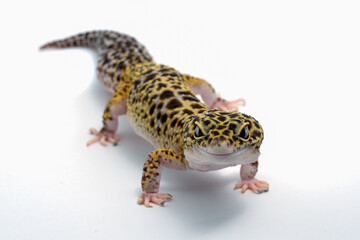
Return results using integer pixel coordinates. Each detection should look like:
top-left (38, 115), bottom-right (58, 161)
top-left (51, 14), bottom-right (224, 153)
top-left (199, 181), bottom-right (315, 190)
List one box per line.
top-left (184, 145), bottom-right (259, 171)
top-left (197, 146), bottom-right (249, 160)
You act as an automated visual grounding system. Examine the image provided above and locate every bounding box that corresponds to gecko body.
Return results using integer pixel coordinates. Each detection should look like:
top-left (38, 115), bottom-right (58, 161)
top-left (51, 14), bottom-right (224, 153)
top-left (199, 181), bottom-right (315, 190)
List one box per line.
top-left (40, 30), bottom-right (269, 207)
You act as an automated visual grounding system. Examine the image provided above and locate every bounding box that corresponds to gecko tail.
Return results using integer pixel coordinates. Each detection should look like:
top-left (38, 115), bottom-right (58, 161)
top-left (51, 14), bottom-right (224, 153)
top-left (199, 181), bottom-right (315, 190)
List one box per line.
top-left (39, 31), bottom-right (100, 50)
top-left (39, 30), bottom-right (153, 60)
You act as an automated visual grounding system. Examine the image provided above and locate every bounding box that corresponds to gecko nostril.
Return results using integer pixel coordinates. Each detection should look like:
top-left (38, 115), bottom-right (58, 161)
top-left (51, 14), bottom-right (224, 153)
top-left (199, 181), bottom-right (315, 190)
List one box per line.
top-left (218, 135), bottom-right (227, 142)
top-left (211, 137), bottom-right (220, 148)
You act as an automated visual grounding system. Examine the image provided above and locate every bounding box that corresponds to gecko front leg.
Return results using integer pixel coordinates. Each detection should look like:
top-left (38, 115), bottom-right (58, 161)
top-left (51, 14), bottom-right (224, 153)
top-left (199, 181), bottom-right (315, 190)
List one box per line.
top-left (137, 149), bottom-right (187, 208)
top-left (87, 82), bottom-right (129, 146)
top-left (182, 74), bottom-right (245, 111)
top-left (234, 161), bottom-right (269, 194)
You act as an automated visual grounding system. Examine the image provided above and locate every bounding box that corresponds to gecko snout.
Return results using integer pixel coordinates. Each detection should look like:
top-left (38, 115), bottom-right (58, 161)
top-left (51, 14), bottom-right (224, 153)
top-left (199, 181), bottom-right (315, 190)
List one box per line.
top-left (210, 136), bottom-right (232, 153)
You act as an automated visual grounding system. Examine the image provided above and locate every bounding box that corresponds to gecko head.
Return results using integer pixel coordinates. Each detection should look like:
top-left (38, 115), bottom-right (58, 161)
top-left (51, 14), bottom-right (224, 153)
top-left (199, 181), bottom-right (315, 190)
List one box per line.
top-left (183, 110), bottom-right (264, 171)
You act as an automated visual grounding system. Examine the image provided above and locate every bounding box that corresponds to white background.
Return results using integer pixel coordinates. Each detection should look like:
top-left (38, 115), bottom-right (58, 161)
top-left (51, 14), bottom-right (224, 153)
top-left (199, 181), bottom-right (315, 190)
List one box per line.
top-left (1, 0), bottom-right (360, 239)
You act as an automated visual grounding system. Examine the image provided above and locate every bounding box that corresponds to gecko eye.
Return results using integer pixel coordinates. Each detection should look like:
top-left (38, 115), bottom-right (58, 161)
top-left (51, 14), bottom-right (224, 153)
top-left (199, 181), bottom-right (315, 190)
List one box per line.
top-left (239, 126), bottom-right (249, 139)
top-left (194, 126), bottom-right (205, 138)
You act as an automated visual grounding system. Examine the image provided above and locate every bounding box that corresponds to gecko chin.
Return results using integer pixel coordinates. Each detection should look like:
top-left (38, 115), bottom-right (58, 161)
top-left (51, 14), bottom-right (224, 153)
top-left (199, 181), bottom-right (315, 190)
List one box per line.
top-left (184, 146), bottom-right (259, 172)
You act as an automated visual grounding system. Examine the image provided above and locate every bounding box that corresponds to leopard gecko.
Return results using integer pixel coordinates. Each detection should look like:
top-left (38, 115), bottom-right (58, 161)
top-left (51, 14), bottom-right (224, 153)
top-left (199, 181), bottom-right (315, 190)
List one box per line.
top-left (40, 30), bottom-right (269, 207)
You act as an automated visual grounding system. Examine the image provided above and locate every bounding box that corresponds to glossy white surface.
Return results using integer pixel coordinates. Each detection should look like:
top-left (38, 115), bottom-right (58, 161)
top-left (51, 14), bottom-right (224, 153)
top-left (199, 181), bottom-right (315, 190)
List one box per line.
top-left (1, 0), bottom-right (360, 239)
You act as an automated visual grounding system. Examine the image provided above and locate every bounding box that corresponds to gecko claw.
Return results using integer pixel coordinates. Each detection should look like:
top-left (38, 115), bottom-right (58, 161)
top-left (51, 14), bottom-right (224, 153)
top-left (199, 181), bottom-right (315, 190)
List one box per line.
top-left (137, 192), bottom-right (172, 208)
top-left (211, 93), bottom-right (246, 111)
top-left (87, 127), bottom-right (120, 147)
top-left (234, 179), bottom-right (269, 194)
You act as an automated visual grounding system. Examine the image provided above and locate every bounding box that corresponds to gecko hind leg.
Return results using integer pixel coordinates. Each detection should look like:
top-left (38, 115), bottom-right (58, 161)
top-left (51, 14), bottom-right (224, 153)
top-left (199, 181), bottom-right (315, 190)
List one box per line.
top-left (211, 93), bottom-right (246, 111)
top-left (182, 74), bottom-right (245, 111)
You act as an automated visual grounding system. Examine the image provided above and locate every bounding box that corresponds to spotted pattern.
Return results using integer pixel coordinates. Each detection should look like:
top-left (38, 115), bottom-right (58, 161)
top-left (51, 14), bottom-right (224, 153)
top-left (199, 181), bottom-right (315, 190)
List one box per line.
top-left (40, 30), bottom-right (265, 204)
top-left (125, 62), bottom-right (207, 153)
top-left (184, 110), bottom-right (264, 151)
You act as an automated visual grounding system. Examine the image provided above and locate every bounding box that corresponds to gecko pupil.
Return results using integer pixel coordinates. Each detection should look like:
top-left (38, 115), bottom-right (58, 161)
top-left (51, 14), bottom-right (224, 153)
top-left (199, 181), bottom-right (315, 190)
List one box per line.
top-left (195, 126), bottom-right (204, 138)
top-left (239, 126), bottom-right (249, 139)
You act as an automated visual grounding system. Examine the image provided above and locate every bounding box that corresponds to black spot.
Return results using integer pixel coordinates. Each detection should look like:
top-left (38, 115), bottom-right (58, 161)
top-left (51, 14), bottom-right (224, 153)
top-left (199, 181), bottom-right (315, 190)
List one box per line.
top-left (157, 83), bottom-right (167, 91)
top-left (254, 121), bottom-right (260, 129)
top-left (253, 131), bottom-right (262, 138)
top-left (178, 91), bottom-right (193, 96)
top-left (157, 102), bottom-right (163, 109)
top-left (182, 96), bottom-right (199, 102)
top-left (171, 119), bottom-right (177, 127)
top-left (217, 116), bottom-right (226, 121)
top-left (232, 135), bottom-right (238, 142)
top-left (183, 109), bottom-right (194, 115)
top-left (191, 103), bottom-right (204, 109)
top-left (204, 120), bottom-right (211, 126)
top-left (149, 94), bottom-right (158, 102)
top-left (139, 85), bottom-right (147, 93)
top-left (163, 125), bottom-right (168, 134)
top-left (242, 114), bottom-right (250, 118)
top-left (172, 85), bottom-right (182, 90)
top-left (149, 105), bottom-right (155, 115)
top-left (229, 113), bottom-right (238, 118)
top-left (217, 125), bottom-right (226, 130)
top-left (166, 99), bottom-right (183, 109)
top-left (211, 119), bottom-right (220, 124)
top-left (177, 120), bottom-right (184, 128)
top-left (207, 137), bottom-right (213, 144)
top-left (161, 114), bottom-right (168, 124)
top-left (229, 123), bottom-right (237, 131)
top-left (169, 111), bottom-right (179, 119)
top-left (213, 131), bottom-right (220, 136)
top-left (228, 139), bottom-right (233, 145)
top-left (150, 119), bottom-right (155, 127)
top-left (219, 136), bottom-right (226, 142)
top-left (156, 112), bottom-right (161, 120)
top-left (159, 90), bottom-right (174, 100)
top-left (223, 130), bottom-right (230, 136)
top-left (133, 80), bottom-right (140, 89)
top-left (144, 69), bottom-right (153, 75)
top-left (144, 73), bottom-right (157, 82)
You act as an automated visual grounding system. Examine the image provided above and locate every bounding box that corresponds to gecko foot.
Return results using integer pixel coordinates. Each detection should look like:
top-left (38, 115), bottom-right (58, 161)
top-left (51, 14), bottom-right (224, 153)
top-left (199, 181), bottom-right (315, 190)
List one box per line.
top-left (86, 128), bottom-right (120, 147)
top-left (137, 192), bottom-right (173, 208)
top-left (211, 93), bottom-right (246, 111)
top-left (234, 178), bottom-right (269, 194)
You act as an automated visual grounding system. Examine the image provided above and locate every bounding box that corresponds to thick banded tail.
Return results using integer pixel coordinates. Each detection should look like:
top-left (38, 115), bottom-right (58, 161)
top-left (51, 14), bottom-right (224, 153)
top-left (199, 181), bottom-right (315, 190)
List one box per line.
top-left (39, 30), bottom-right (153, 60)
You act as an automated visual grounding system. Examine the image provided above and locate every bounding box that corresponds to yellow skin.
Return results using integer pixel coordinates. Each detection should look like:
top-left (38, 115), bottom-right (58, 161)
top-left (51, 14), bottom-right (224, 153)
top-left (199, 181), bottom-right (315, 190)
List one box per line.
top-left (40, 30), bottom-right (269, 208)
